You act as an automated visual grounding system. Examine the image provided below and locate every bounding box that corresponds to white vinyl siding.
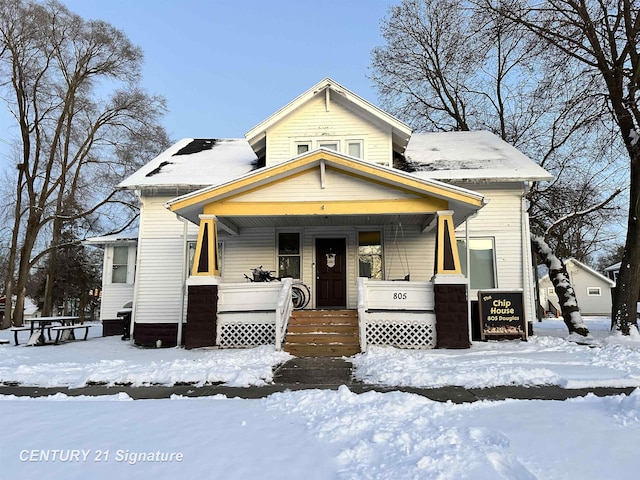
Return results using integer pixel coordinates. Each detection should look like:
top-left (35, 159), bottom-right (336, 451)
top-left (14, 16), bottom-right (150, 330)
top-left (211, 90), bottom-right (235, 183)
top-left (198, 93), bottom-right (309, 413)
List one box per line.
top-left (133, 195), bottom-right (198, 325)
top-left (455, 183), bottom-right (533, 322)
top-left (233, 168), bottom-right (421, 203)
top-left (100, 242), bottom-right (136, 321)
top-left (219, 229), bottom-right (276, 284)
top-left (100, 284), bottom-right (135, 321)
top-left (265, 94), bottom-right (391, 166)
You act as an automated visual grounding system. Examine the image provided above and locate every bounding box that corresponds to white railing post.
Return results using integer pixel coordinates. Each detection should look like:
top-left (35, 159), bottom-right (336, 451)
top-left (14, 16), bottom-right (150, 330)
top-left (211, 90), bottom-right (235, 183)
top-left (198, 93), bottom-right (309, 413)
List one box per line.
top-left (275, 278), bottom-right (293, 350)
top-left (357, 277), bottom-right (368, 352)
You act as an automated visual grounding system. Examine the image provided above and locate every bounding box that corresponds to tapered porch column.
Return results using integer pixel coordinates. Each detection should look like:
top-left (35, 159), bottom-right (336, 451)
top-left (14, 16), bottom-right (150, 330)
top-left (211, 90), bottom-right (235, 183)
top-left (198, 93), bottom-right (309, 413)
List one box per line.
top-left (185, 215), bottom-right (220, 349)
top-left (432, 210), bottom-right (470, 348)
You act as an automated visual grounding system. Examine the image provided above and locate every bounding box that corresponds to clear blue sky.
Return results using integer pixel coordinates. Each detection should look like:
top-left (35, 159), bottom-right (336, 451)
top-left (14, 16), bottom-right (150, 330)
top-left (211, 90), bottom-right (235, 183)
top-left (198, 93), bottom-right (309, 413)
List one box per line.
top-left (61, 0), bottom-right (394, 141)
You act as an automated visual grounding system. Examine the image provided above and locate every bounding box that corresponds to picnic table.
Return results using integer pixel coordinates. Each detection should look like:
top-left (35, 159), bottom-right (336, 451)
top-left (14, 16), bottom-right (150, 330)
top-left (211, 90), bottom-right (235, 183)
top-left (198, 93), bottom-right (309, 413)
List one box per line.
top-left (10, 316), bottom-right (91, 346)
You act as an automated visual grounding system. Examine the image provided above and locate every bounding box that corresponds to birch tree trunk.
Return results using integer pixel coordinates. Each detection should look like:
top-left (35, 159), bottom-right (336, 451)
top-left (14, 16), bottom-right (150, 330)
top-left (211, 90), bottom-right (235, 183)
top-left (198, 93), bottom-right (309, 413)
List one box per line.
top-left (532, 235), bottom-right (589, 337)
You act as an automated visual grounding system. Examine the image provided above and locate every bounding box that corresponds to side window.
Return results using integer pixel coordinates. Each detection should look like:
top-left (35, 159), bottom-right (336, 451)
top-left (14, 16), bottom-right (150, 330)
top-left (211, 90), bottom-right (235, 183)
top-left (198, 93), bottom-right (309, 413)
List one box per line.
top-left (278, 232), bottom-right (301, 278)
top-left (112, 246), bottom-right (129, 284)
top-left (358, 231), bottom-right (382, 279)
top-left (587, 287), bottom-right (601, 296)
top-left (457, 238), bottom-right (497, 289)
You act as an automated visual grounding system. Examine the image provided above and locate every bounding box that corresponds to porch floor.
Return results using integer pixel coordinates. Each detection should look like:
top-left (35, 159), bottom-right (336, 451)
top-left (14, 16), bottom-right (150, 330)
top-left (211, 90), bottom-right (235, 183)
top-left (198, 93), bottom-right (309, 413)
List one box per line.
top-left (283, 309), bottom-right (360, 357)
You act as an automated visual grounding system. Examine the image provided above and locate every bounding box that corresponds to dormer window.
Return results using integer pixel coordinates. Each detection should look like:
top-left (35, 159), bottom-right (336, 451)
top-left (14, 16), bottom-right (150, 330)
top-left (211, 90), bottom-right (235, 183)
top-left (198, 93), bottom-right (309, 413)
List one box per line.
top-left (296, 142), bottom-right (311, 155)
top-left (292, 138), bottom-right (363, 159)
top-left (347, 141), bottom-right (362, 158)
top-left (318, 141), bottom-right (339, 151)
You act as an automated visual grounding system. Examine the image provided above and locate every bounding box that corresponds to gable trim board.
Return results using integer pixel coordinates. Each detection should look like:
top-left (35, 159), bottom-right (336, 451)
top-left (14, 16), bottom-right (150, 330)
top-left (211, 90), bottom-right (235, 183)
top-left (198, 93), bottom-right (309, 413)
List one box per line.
top-left (167, 149), bottom-right (485, 226)
top-left (245, 78), bottom-right (412, 160)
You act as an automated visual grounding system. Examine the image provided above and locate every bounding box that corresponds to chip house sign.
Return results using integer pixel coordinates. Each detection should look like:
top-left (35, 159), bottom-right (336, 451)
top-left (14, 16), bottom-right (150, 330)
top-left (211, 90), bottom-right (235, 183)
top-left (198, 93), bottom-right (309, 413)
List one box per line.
top-left (478, 290), bottom-right (526, 340)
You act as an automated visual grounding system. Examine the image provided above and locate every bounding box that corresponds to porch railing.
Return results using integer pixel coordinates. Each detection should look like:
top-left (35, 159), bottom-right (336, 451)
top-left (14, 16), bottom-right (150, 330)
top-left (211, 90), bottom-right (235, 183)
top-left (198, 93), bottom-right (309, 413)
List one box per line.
top-left (275, 278), bottom-right (293, 350)
top-left (216, 280), bottom-right (292, 348)
top-left (357, 277), bottom-right (437, 351)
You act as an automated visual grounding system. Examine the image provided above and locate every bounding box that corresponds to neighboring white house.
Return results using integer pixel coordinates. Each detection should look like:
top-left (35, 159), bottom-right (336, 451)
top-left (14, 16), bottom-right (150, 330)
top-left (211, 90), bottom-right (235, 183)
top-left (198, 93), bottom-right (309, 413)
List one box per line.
top-left (539, 258), bottom-right (615, 316)
top-left (99, 78), bottom-right (551, 352)
top-left (84, 232), bottom-right (137, 334)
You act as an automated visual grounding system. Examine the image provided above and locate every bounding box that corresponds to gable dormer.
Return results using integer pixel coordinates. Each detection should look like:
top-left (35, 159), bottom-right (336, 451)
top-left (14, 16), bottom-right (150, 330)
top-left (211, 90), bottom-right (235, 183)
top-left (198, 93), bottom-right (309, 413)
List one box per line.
top-left (245, 78), bottom-right (412, 168)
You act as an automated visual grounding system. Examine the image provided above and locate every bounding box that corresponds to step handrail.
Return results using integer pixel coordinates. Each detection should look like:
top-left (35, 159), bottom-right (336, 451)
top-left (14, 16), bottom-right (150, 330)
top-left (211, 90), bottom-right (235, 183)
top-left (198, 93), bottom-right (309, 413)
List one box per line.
top-left (275, 278), bottom-right (293, 350)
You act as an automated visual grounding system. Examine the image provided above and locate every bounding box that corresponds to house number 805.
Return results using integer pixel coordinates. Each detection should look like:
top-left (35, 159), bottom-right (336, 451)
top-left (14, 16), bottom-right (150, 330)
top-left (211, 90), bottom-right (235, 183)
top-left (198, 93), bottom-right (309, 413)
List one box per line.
top-left (393, 292), bottom-right (407, 300)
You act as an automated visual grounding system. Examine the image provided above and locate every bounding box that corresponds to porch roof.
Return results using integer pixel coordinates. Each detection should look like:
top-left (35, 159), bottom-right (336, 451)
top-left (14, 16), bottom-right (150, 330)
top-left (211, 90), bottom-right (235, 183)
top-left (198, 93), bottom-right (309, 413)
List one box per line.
top-left (166, 149), bottom-right (486, 234)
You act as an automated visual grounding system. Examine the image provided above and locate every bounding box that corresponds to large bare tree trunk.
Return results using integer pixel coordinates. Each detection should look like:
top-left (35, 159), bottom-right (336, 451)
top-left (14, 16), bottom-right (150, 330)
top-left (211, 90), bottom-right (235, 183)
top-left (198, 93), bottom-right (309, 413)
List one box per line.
top-left (611, 143), bottom-right (640, 335)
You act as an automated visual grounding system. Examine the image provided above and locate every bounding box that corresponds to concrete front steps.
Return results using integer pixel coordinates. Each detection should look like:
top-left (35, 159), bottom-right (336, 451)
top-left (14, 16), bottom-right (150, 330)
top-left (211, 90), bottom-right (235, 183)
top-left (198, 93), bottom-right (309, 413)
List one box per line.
top-left (283, 309), bottom-right (361, 357)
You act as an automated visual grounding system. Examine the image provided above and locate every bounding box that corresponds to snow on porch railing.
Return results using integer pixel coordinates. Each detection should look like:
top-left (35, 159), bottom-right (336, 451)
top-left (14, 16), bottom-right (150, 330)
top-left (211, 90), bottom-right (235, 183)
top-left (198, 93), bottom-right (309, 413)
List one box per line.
top-left (357, 277), bottom-right (437, 351)
top-left (216, 280), bottom-right (292, 348)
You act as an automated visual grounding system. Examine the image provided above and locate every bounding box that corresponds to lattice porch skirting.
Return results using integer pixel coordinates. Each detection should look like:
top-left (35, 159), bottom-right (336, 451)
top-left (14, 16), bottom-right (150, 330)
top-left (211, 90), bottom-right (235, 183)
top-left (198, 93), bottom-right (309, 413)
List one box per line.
top-left (364, 317), bottom-right (437, 349)
top-left (217, 318), bottom-right (276, 348)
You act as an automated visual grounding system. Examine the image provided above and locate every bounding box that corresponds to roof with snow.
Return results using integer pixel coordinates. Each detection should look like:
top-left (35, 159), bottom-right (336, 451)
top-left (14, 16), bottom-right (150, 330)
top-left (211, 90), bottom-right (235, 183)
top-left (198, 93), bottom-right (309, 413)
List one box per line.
top-left (118, 138), bottom-right (257, 190)
top-left (119, 131), bottom-right (551, 190)
top-left (84, 231), bottom-right (139, 246)
top-left (404, 131), bottom-right (553, 182)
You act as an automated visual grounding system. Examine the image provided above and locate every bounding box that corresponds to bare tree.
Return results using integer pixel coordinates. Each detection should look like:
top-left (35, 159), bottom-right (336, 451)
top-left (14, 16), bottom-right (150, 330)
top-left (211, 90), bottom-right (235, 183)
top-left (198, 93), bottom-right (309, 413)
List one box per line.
top-left (0, 0), bottom-right (169, 327)
top-left (478, 0), bottom-right (640, 335)
top-left (371, 0), bottom-right (626, 335)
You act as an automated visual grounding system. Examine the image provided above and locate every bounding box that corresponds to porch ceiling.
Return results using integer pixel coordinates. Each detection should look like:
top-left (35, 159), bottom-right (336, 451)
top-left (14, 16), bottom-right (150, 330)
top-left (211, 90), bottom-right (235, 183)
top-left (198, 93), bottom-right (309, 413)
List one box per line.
top-left (216, 212), bottom-right (436, 234)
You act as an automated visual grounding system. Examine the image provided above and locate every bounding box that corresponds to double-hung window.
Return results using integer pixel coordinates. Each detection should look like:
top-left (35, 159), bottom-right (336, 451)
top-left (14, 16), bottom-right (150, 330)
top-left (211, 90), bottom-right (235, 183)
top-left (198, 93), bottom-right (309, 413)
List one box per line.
top-left (278, 232), bottom-right (301, 278)
top-left (347, 140), bottom-right (362, 158)
top-left (112, 246), bottom-right (130, 284)
top-left (358, 231), bottom-right (382, 279)
top-left (457, 238), bottom-right (497, 289)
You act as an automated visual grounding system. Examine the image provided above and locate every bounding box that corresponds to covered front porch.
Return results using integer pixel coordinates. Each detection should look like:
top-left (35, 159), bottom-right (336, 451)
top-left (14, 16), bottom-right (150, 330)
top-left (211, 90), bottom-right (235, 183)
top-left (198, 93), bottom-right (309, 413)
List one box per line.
top-left (167, 150), bottom-right (486, 352)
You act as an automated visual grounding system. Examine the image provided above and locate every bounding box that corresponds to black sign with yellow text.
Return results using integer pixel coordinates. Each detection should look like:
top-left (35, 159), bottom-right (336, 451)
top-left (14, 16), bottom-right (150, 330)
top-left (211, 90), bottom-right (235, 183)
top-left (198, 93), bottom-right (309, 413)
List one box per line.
top-left (478, 290), bottom-right (526, 340)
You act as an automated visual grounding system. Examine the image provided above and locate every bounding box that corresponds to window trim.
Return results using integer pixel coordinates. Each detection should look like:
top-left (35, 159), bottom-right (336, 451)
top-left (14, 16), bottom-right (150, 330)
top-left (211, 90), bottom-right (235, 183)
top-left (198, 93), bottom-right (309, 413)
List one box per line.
top-left (587, 286), bottom-right (602, 296)
top-left (110, 244), bottom-right (135, 285)
top-left (294, 141), bottom-right (311, 156)
top-left (346, 139), bottom-right (363, 159)
top-left (457, 237), bottom-right (497, 290)
top-left (357, 229), bottom-right (383, 279)
top-left (277, 230), bottom-right (302, 279)
top-left (317, 140), bottom-right (340, 151)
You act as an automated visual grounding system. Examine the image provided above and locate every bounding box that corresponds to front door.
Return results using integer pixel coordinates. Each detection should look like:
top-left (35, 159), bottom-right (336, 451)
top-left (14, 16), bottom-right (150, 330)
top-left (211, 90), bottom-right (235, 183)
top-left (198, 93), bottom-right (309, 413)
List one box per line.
top-left (316, 238), bottom-right (347, 308)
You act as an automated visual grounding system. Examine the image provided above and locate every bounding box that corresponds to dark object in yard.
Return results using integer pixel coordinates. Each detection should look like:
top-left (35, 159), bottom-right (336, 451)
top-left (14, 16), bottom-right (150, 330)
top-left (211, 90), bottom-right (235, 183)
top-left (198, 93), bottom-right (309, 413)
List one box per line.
top-left (118, 302), bottom-right (133, 341)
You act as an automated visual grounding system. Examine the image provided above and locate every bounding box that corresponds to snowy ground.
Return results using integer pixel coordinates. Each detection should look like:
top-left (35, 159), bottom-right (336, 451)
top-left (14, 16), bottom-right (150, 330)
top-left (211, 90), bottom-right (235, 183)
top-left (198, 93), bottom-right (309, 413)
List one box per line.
top-left (2, 317), bottom-right (640, 479)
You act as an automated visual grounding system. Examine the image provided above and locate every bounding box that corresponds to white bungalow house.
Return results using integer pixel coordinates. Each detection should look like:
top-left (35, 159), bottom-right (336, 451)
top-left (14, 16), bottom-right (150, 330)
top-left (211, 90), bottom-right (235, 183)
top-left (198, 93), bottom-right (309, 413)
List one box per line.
top-left (538, 258), bottom-right (615, 316)
top-left (103, 78), bottom-right (551, 353)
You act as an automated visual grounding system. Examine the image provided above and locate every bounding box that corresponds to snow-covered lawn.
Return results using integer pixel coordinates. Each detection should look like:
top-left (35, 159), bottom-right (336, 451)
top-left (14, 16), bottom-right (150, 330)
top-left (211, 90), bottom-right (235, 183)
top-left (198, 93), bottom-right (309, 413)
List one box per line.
top-left (2, 316), bottom-right (640, 479)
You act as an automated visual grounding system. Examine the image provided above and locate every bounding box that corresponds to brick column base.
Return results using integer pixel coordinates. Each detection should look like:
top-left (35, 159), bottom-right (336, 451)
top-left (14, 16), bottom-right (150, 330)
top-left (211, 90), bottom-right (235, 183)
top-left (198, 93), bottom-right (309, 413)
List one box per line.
top-left (185, 283), bottom-right (218, 349)
top-left (433, 279), bottom-right (470, 349)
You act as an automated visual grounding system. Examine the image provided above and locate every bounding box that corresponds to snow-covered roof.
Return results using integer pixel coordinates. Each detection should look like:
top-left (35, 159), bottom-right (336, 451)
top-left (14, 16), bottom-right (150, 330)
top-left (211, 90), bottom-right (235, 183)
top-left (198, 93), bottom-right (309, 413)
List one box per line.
top-left (119, 131), bottom-right (551, 191)
top-left (118, 138), bottom-right (257, 190)
top-left (84, 231), bottom-right (139, 246)
top-left (405, 131), bottom-right (553, 182)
